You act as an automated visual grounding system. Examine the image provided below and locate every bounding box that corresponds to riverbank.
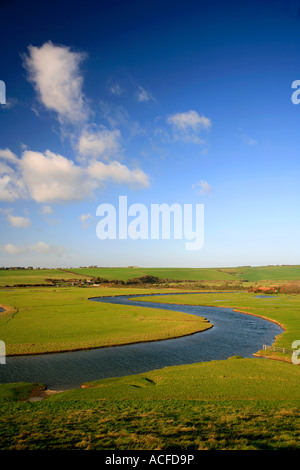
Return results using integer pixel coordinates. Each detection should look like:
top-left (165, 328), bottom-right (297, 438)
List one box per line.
top-left (0, 287), bottom-right (211, 357)
top-left (135, 291), bottom-right (298, 363)
top-left (0, 291), bottom-right (282, 390)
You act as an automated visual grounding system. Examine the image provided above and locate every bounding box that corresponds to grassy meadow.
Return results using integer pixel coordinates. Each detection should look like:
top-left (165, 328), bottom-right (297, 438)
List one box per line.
top-left (69, 266), bottom-right (236, 281)
top-left (0, 359), bottom-right (300, 449)
top-left (3, 264), bottom-right (300, 286)
top-left (0, 268), bottom-right (88, 287)
top-left (65, 264), bottom-right (300, 283)
top-left (0, 265), bottom-right (300, 450)
top-left (0, 286), bottom-right (210, 356)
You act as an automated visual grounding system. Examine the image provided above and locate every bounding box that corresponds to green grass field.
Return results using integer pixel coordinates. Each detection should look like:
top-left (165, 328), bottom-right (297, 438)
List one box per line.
top-left (1, 265), bottom-right (300, 286)
top-left (0, 359), bottom-right (299, 450)
top-left (64, 265), bottom-right (300, 282)
top-left (1, 267), bottom-right (300, 450)
top-left (222, 265), bottom-right (300, 282)
top-left (69, 267), bottom-right (237, 281)
top-left (54, 357), bottom-right (300, 401)
top-left (0, 287), bottom-right (210, 356)
top-left (1, 287), bottom-right (299, 358)
top-left (0, 268), bottom-right (88, 286)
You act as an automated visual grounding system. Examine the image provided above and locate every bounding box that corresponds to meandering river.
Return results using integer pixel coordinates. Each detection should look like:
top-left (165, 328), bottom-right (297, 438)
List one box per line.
top-left (0, 293), bottom-right (283, 390)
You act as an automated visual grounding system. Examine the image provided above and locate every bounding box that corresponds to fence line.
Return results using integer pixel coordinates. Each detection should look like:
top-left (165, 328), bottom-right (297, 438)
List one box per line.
top-left (263, 344), bottom-right (293, 354)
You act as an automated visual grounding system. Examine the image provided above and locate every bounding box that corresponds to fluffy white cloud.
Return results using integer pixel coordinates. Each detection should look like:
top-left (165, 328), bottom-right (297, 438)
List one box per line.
top-left (23, 41), bottom-right (89, 124)
top-left (7, 214), bottom-right (32, 228)
top-left (2, 41), bottom-right (151, 204)
top-left (20, 149), bottom-right (96, 203)
top-left (0, 150), bottom-right (26, 202)
top-left (0, 148), bottom-right (19, 164)
top-left (0, 147), bottom-right (150, 203)
top-left (87, 160), bottom-right (150, 189)
top-left (167, 110), bottom-right (211, 143)
top-left (0, 244), bottom-right (27, 255)
top-left (78, 127), bottom-right (121, 161)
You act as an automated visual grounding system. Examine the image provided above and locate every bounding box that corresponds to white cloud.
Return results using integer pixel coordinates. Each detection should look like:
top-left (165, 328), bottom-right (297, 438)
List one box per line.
top-left (137, 86), bottom-right (156, 103)
top-left (99, 101), bottom-right (143, 137)
top-left (0, 244), bottom-right (27, 255)
top-left (41, 205), bottom-right (53, 215)
top-left (17, 42), bottom-right (150, 203)
top-left (23, 41), bottom-right (89, 125)
top-left (78, 127), bottom-right (121, 161)
top-left (31, 241), bottom-right (63, 256)
top-left (192, 180), bottom-right (212, 196)
top-left (168, 110), bottom-right (211, 132)
top-left (0, 152), bottom-right (26, 202)
top-left (241, 135), bottom-right (258, 145)
top-left (80, 213), bottom-right (92, 229)
top-left (7, 214), bottom-right (32, 228)
top-left (167, 110), bottom-right (211, 143)
top-left (87, 160), bottom-right (150, 189)
top-left (20, 149), bottom-right (96, 203)
top-left (109, 82), bottom-right (123, 96)
top-left (0, 241), bottom-right (64, 257)
top-left (0, 147), bottom-right (150, 204)
top-left (0, 148), bottom-right (19, 164)
top-left (239, 129), bottom-right (258, 146)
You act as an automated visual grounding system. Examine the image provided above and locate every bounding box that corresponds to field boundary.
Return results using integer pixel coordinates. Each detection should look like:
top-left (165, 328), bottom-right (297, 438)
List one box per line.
top-left (262, 344), bottom-right (293, 354)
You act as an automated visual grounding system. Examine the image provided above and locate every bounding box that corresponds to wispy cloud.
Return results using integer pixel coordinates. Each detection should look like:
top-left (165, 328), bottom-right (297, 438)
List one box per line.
top-left (18, 42), bottom-right (150, 204)
top-left (137, 86), bottom-right (156, 103)
top-left (99, 101), bottom-right (143, 138)
top-left (192, 179), bottom-right (212, 196)
top-left (41, 205), bottom-right (53, 215)
top-left (167, 110), bottom-right (211, 144)
top-left (109, 82), bottom-right (123, 96)
top-left (239, 129), bottom-right (258, 146)
top-left (80, 213), bottom-right (93, 229)
top-left (0, 241), bottom-right (64, 257)
top-left (78, 126), bottom-right (121, 161)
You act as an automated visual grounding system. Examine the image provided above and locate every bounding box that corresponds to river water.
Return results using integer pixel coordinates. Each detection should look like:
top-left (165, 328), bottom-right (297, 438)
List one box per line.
top-left (0, 293), bottom-right (283, 390)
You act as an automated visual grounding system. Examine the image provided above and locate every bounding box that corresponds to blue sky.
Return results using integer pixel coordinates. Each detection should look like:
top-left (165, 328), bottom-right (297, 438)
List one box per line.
top-left (0, 0), bottom-right (300, 268)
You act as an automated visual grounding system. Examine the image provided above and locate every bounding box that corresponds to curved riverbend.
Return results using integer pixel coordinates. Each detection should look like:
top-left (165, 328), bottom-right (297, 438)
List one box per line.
top-left (0, 293), bottom-right (283, 390)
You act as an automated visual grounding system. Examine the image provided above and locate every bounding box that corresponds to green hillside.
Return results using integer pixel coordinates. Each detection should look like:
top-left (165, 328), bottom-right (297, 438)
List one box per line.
top-left (69, 267), bottom-right (237, 281)
top-left (0, 269), bottom-right (87, 287)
